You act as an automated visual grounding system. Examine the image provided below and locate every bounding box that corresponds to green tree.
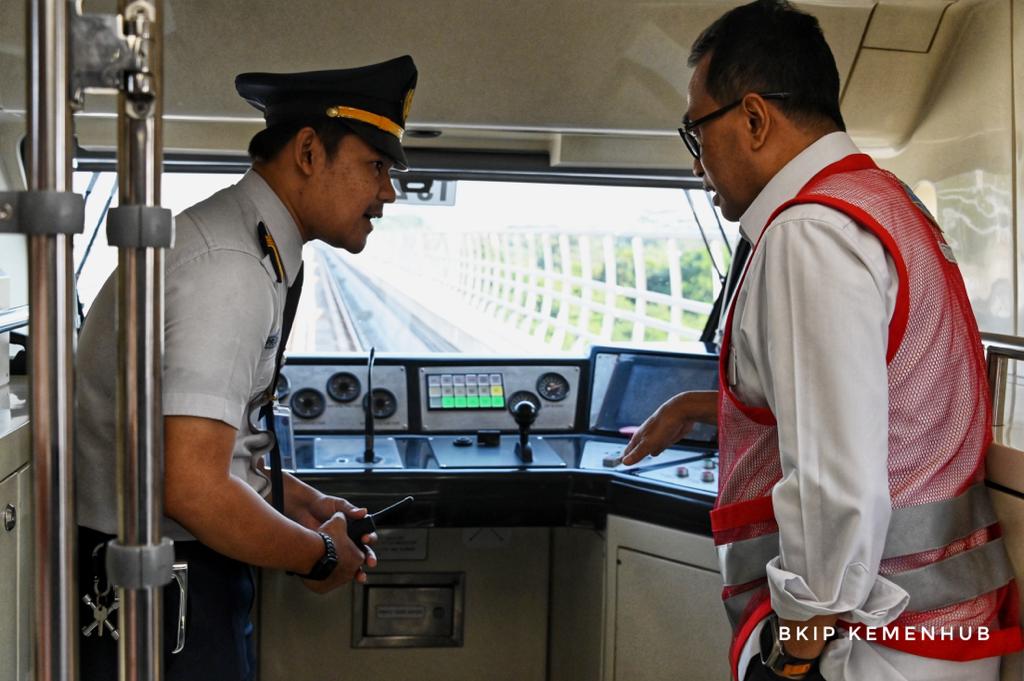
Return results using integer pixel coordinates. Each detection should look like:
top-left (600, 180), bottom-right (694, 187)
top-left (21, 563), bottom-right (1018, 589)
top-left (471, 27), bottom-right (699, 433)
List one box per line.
top-left (680, 249), bottom-right (715, 302)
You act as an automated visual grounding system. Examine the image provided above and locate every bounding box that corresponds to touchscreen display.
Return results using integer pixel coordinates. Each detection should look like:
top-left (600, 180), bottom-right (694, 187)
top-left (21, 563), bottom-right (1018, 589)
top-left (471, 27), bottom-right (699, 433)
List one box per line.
top-left (590, 352), bottom-right (718, 447)
top-left (426, 372), bottom-right (507, 410)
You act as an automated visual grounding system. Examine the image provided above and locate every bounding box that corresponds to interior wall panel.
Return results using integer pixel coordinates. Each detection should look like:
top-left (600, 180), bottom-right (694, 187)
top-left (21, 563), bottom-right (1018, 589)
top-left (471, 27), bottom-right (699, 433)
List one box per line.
top-left (870, 0), bottom-right (1015, 335)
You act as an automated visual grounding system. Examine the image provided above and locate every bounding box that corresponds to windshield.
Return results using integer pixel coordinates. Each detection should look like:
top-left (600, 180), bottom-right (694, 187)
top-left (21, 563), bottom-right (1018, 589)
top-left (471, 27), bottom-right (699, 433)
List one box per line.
top-left (74, 171), bottom-right (737, 354)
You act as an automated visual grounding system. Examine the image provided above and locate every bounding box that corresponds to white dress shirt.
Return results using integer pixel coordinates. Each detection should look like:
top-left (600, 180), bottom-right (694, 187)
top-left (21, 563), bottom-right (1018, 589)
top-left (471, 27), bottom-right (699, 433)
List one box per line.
top-left (730, 133), bottom-right (998, 681)
top-left (77, 169), bottom-right (304, 541)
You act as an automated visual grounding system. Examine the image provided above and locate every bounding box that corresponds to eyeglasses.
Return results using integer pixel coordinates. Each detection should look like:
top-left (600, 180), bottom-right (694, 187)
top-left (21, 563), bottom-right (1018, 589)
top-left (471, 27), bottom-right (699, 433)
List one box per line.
top-left (678, 92), bottom-right (791, 159)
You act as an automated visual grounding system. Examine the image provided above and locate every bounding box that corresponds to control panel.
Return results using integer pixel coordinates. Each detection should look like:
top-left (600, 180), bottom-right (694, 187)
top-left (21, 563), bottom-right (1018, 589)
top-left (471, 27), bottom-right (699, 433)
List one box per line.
top-left (281, 363), bottom-right (408, 432)
top-left (578, 442), bottom-right (718, 494)
top-left (638, 456), bottom-right (719, 494)
top-left (418, 364), bottom-right (580, 432)
top-left (276, 348), bottom-right (723, 497)
top-left (578, 440), bottom-right (704, 472)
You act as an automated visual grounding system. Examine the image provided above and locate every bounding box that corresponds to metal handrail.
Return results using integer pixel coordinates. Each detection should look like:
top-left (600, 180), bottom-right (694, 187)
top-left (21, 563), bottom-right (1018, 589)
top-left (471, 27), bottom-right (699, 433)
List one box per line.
top-left (984, 338), bottom-right (1024, 428)
top-left (0, 305), bottom-right (28, 335)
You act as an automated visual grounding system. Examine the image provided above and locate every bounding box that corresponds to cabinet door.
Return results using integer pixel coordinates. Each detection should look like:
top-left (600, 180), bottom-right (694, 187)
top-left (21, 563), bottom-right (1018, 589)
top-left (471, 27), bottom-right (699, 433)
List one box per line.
top-left (0, 469), bottom-right (20, 680)
top-left (613, 548), bottom-right (732, 681)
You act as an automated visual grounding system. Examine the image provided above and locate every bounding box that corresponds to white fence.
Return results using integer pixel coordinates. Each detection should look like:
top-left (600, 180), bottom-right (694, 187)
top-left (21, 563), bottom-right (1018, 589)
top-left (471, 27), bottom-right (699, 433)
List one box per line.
top-left (346, 221), bottom-right (730, 353)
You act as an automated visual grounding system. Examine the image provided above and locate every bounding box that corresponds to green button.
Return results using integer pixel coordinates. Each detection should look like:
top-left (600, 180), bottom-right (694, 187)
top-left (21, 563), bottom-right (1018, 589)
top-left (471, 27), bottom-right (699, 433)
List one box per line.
top-left (442, 396), bottom-right (455, 408)
top-left (479, 396), bottom-right (492, 407)
top-left (493, 397), bottom-right (505, 408)
top-left (455, 396), bottom-right (467, 408)
top-left (467, 396), bottom-right (480, 408)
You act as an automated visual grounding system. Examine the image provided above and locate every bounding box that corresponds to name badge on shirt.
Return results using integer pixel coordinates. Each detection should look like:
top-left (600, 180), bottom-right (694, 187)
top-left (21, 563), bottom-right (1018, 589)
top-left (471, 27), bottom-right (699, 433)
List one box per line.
top-left (265, 332), bottom-right (279, 350)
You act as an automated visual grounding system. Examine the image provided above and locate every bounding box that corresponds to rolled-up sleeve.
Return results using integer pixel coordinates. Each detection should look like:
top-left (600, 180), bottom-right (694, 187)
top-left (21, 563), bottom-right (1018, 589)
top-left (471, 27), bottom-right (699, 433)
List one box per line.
top-left (751, 209), bottom-right (909, 626)
top-left (162, 248), bottom-right (276, 429)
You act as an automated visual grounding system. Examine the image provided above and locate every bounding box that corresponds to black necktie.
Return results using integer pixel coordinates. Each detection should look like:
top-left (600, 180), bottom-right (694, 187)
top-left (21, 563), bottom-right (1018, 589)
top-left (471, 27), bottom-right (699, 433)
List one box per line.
top-left (700, 237), bottom-right (751, 346)
top-left (263, 264), bottom-right (304, 513)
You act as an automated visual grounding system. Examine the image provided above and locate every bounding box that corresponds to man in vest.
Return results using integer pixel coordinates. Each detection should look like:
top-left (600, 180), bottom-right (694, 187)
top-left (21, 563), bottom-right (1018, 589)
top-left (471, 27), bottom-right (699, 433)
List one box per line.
top-left (76, 56), bottom-right (417, 680)
top-left (621, 2), bottom-right (1021, 679)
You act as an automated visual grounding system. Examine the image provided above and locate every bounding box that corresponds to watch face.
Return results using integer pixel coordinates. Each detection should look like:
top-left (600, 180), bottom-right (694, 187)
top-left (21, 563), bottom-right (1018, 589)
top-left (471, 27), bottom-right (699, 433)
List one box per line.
top-left (758, 614), bottom-right (816, 680)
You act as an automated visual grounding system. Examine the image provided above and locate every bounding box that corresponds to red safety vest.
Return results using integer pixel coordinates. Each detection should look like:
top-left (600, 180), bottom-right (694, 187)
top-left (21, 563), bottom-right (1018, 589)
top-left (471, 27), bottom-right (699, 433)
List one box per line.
top-left (711, 154), bottom-right (1022, 680)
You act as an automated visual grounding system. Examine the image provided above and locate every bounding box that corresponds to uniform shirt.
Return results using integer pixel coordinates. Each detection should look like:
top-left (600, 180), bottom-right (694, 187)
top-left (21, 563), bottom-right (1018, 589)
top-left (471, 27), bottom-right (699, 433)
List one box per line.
top-left (76, 169), bottom-right (303, 541)
top-left (731, 133), bottom-right (998, 681)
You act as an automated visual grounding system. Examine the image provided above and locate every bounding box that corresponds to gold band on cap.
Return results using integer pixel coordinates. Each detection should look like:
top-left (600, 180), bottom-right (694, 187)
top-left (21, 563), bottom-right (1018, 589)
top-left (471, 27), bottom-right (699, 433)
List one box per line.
top-left (325, 106), bottom-right (404, 140)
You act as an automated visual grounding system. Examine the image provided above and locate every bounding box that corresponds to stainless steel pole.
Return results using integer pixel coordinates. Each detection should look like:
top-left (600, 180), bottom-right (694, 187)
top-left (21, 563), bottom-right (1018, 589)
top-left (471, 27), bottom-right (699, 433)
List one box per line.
top-left (26, 0), bottom-right (78, 679)
top-left (115, 2), bottom-right (166, 680)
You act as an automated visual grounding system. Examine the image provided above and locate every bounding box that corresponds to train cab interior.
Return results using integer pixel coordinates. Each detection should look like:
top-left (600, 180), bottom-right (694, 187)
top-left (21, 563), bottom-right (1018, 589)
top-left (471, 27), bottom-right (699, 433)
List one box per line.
top-left (4, 0), bottom-right (1024, 680)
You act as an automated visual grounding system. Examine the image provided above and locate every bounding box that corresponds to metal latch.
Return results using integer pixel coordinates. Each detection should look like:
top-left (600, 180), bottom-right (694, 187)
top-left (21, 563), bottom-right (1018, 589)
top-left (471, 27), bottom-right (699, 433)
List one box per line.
top-left (70, 1), bottom-right (158, 116)
top-left (171, 561), bottom-right (188, 655)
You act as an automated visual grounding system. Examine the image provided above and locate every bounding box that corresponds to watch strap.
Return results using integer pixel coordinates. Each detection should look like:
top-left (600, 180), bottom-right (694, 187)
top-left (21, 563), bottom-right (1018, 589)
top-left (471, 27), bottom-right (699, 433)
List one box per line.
top-left (288, 531), bottom-right (338, 581)
top-left (759, 614), bottom-right (819, 680)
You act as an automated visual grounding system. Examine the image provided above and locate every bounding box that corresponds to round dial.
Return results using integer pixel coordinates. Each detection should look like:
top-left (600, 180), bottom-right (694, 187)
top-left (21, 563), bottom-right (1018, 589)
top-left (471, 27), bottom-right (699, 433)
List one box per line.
top-left (362, 388), bottom-right (398, 419)
top-left (290, 388), bottom-right (326, 420)
top-left (536, 372), bottom-right (570, 402)
top-left (326, 371), bottom-right (361, 402)
top-left (506, 390), bottom-right (541, 413)
top-left (275, 373), bottom-right (290, 400)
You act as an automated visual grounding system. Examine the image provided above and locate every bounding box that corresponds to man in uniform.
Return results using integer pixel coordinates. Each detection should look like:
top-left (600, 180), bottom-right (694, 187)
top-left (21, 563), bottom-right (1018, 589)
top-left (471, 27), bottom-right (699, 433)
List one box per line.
top-left (76, 55), bottom-right (418, 680)
top-left (621, 3), bottom-right (1021, 680)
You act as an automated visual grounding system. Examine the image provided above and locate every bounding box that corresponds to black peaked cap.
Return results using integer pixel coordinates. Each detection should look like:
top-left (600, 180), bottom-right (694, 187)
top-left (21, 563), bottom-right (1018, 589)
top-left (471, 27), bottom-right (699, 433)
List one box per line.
top-left (235, 55), bottom-right (418, 170)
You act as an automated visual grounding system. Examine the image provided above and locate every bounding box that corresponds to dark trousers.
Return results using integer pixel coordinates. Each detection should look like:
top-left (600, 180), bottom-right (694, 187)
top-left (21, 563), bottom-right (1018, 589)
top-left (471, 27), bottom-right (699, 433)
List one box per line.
top-left (78, 526), bottom-right (257, 681)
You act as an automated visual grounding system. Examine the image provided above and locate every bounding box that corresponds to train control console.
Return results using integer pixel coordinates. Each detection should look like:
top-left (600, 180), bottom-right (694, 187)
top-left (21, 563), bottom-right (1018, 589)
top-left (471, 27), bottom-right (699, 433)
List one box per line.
top-left (277, 347), bottom-right (721, 511)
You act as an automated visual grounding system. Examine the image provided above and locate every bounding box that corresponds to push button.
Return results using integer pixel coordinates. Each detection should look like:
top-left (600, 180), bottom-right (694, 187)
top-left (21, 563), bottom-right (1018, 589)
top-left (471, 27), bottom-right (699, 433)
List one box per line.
top-left (602, 453), bottom-right (623, 468)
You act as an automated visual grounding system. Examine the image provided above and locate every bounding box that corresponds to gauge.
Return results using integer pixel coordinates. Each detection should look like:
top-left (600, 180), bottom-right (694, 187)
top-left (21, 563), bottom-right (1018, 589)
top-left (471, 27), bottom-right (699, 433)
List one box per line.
top-left (362, 389), bottom-right (398, 419)
top-left (326, 371), bottom-right (361, 402)
top-left (536, 372), bottom-right (570, 402)
top-left (275, 373), bottom-right (290, 400)
top-left (290, 388), bottom-right (326, 419)
top-left (506, 390), bottom-right (541, 413)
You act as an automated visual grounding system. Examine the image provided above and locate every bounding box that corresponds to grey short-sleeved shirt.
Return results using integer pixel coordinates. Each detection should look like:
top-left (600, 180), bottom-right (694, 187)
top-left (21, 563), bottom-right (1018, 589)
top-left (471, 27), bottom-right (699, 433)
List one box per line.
top-left (76, 170), bottom-right (304, 540)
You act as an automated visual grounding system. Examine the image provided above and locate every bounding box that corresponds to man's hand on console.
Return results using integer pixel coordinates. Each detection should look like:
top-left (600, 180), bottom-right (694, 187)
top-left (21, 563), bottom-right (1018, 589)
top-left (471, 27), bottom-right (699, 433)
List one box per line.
top-left (622, 390), bottom-right (718, 465)
top-left (301, 511), bottom-right (379, 594)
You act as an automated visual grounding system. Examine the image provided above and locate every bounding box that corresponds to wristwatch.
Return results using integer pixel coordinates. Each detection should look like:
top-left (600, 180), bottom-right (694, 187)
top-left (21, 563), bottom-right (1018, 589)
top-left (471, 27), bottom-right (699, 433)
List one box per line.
top-left (291, 531), bottom-right (338, 581)
top-left (759, 613), bottom-right (818, 680)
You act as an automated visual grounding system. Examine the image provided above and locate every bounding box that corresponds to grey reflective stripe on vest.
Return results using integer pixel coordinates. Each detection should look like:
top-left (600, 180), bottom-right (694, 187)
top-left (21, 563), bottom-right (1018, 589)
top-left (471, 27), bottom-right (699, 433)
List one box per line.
top-left (887, 537), bottom-right (1015, 612)
top-left (884, 483), bottom-right (998, 559)
top-left (723, 586), bottom-right (760, 629)
top-left (717, 483), bottom-right (998, 590)
top-left (719, 533), bottom-right (778, 587)
top-left (720, 535), bottom-right (1014, 617)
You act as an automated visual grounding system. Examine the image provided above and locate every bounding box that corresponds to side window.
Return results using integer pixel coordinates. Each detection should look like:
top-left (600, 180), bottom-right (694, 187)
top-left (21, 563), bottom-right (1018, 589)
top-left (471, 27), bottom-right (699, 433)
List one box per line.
top-left (74, 171), bottom-right (241, 315)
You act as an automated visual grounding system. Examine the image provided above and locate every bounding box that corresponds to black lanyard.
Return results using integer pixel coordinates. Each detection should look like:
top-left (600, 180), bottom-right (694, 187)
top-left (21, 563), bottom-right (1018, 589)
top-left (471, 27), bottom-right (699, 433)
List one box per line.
top-left (256, 221), bottom-right (304, 513)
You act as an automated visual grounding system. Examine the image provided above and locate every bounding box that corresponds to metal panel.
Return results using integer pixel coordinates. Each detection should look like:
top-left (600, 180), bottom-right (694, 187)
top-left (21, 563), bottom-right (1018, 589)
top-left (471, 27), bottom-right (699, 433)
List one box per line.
top-left (418, 364), bottom-right (580, 432)
top-left (260, 528), bottom-right (549, 681)
top-left (0, 469), bottom-right (21, 680)
top-left (429, 435), bottom-right (566, 469)
top-left (353, 573), bottom-right (465, 647)
top-left (282, 364), bottom-right (408, 432)
top-left (613, 548), bottom-right (730, 681)
top-left (862, 0), bottom-right (950, 52)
